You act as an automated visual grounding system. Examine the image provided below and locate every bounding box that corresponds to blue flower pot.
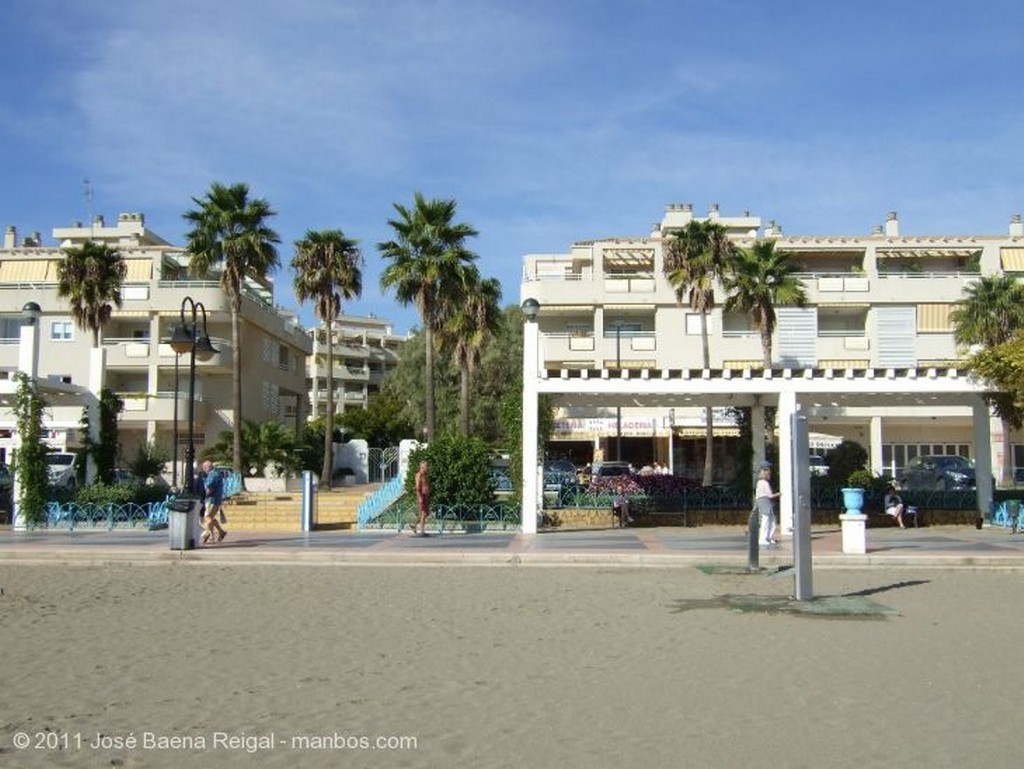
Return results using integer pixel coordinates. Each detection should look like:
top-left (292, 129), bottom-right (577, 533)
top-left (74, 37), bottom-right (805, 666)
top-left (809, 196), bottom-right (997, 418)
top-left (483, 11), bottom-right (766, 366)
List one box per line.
top-left (841, 487), bottom-right (865, 514)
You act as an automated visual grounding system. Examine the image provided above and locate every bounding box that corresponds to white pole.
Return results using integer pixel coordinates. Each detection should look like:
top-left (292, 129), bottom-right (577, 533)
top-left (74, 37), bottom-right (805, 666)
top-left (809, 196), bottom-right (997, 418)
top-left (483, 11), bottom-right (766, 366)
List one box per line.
top-left (521, 313), bottom-right (540, 534)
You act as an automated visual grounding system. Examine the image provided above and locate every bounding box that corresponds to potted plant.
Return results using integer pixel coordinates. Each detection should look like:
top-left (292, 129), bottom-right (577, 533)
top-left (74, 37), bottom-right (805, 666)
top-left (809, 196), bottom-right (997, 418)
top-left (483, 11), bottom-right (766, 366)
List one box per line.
top-left (842, 469), bottom-right (872, 514)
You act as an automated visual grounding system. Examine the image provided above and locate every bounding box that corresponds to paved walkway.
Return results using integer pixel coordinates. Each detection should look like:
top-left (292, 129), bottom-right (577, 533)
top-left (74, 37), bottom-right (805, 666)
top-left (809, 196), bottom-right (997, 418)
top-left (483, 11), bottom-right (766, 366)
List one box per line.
top-left (3, 523), bottom-right (1024, 568)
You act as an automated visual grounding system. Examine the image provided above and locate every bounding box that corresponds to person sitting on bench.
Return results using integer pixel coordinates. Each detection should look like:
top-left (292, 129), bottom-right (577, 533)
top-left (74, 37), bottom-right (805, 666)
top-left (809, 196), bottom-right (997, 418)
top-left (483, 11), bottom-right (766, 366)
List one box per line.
top-left (612, 483), bottom-right (634, 526)
top-left (884, 482), bottom-right (905, 529)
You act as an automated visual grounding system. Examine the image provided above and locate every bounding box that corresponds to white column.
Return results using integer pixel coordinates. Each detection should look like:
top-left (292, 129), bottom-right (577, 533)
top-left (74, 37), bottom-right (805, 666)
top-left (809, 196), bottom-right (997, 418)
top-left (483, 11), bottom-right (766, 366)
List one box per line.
top-left (777, 388), bottom-right (797, 535)
top-left (869, 416), bottom-right (883, 475)
top-left (521, 318), bottom-right (540, 534)
top-left (972, 395), bottom-right (994, 519)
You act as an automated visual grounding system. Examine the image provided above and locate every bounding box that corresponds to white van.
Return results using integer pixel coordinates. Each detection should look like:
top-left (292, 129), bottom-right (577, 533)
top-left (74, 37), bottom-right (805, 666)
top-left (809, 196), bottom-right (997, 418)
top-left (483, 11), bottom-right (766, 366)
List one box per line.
top-left (46, 452), bottom-right (79, 489)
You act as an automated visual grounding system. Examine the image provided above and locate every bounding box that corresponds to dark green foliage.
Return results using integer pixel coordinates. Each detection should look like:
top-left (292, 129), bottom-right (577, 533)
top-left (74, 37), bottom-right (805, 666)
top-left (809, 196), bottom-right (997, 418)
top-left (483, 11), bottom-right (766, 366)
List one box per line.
top-left (407, 434), bottom-right (495, 505)
top-left (336, 390), bottom-right (415, 446)
top-left (202, 419), bottom-right (299, 477)
top-left (11, 373), bottom-right (48, 525)
top-left (127, 440), bottom-right (169, 481)
top-left (826, 440), bottom-right (868, 487)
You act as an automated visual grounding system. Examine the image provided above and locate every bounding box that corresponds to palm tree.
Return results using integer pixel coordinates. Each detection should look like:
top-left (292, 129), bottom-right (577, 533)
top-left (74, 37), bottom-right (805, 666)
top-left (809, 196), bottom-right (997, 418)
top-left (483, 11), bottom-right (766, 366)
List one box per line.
top-left (663, 219), bottom-right (735, 486)
top-left (183, 182), bottom-right (280, 478)
top-left (378, 192), bottom-right (478, 441)
top-left (721, 240), bottom-right (808, 369)
top-left (56, 241), bottom-right (127, 347)
top-left (440, 266), bottom-right (503, 436)
top-left (951, 274), bottom-right (1024, 485)
top-left (291, 229), bottom-right (363, 487)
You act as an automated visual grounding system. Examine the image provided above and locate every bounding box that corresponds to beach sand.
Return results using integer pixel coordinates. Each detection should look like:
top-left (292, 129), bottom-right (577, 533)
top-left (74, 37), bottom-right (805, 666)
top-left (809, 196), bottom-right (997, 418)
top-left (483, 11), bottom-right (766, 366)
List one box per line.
top-left (1, 562), bottom-right (1021, 768)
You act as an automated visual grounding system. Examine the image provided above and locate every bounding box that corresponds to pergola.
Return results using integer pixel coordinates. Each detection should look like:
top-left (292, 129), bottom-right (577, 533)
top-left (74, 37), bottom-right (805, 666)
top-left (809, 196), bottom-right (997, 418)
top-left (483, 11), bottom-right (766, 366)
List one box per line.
top-left (519, 306), bottom-right (994, 535)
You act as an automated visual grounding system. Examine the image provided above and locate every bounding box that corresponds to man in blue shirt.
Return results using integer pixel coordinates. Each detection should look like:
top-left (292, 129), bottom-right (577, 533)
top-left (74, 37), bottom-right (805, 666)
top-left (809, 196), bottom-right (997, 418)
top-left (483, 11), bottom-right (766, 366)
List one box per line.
top-left (200, 459), bottom-right (227, 544)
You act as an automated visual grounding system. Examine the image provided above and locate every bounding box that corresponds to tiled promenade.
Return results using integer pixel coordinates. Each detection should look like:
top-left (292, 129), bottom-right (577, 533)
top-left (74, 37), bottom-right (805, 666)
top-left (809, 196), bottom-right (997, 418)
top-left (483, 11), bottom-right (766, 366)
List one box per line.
top-left (3, 524), bottom-right (1024, 568)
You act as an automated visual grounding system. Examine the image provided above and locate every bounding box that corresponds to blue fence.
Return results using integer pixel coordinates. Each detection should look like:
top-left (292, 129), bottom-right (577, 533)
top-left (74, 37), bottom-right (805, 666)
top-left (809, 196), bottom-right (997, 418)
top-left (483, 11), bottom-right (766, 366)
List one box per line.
top-left (357, 476), bottom-right (405, 528)
top-left (361, 499), bottom-right (520, 532)
top-left (44, 498), bottom-right (172, 530)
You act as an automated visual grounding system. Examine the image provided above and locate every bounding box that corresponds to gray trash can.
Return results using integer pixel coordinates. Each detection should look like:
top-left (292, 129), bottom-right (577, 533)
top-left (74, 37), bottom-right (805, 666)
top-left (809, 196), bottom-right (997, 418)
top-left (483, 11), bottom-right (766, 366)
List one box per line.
top-left (168, 497), bottom-right (201, 550)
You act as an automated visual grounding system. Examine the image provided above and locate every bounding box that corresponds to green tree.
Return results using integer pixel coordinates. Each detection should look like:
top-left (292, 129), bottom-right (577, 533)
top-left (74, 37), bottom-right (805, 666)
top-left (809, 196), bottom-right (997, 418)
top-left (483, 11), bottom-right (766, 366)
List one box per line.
top-left (183, 181), bottom-right (280, 478)
top-left (951, 275), bottom-right (1024, 485)
top-left (336, 390), bottom-right (415, 447)
top-left (127, 440), bottom-right (169, 482)
top-left (722, 239), bottom-right (807, 369)
top-left (378, 192), bottom-right (478, 441)
top-left (292, 229), bottom-right (363, 487)
top-left (78, 388), bottom-right (124, 484)
top-left (663, 219), bottom-right (735, 486)
top-left (439, 266), bottom-right (503, 436)
top-left (56, 241), bottom-right (127, 347)
top-left (203, 419), bottom-right (299, 478)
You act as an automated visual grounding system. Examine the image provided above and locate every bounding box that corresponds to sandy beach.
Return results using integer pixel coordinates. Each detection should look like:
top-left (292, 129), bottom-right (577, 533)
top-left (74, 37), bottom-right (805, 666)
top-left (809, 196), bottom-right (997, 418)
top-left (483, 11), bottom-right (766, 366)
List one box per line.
top-left (1, 561), bottom-right (1022, 768)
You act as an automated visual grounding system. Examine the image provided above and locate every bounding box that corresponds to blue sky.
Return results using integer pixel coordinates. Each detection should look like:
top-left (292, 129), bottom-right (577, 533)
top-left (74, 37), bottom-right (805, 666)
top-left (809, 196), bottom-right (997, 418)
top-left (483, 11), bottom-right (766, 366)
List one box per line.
top-left (2, 0), bottom-right (1022, 334)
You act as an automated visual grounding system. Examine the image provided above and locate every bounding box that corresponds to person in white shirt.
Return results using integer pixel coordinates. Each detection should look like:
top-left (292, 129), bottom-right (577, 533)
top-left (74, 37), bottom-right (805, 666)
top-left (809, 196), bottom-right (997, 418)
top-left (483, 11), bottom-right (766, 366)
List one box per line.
top-left (754, 463), bottom-right (781, 547)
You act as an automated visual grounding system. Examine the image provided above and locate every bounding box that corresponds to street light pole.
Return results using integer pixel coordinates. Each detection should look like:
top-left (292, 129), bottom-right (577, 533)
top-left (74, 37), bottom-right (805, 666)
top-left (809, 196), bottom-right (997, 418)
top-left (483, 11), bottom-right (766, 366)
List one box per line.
top-left (172, 351), bottom-right (180, 490)
top-left (170, 296), bottom-right (217, 495)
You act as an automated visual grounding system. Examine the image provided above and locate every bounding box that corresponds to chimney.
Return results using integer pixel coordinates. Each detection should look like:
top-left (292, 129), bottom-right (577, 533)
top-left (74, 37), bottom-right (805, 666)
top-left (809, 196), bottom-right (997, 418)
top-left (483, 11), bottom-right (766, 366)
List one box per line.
top-left (708, 203), bottom-right (720, 220)
top-left (871, 224), bottom-right (884, 236)
top-left (885, 211), bottom-right (899, 237)
top-left (94, 214), bottom-right (105, 228)
top-left (3, 225), bottom-right (15, 248)
top-left (1011, 214), bottom-right (1023, 237)
top-left (764, 220), bottom-right (782, 237)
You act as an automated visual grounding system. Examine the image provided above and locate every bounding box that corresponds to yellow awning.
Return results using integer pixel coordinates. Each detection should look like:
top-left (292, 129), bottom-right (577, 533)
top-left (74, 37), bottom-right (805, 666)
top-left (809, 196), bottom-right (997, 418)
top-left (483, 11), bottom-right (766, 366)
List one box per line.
top-left (0, 259), bottom-right (59, 282)
top-left (1001, 248), bottom-right (1024, 271)
top-left (124, 259), bottom-right (153, 282)
top-left (918, 303), bottom-right (953, 332)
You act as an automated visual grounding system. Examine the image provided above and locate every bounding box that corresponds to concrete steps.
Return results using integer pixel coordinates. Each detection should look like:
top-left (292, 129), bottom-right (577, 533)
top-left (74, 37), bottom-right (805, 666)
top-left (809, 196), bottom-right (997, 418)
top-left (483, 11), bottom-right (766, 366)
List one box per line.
top-left (223, 484), bottom-right (378, 531)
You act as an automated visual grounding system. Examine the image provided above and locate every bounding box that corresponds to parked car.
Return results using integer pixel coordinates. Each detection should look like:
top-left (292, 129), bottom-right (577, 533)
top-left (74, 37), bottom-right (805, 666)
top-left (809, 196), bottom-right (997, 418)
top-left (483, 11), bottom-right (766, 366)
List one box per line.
top-left (593, 461), bottom-right (632, 479)
top-left (45, 452), bottom-right (79, 489)
top-left (543, 460), bottom-right (578, 491)
top-left (808, 455), bottom-right (829, 477)
top-left (899, 455), bottom-right (976, 491)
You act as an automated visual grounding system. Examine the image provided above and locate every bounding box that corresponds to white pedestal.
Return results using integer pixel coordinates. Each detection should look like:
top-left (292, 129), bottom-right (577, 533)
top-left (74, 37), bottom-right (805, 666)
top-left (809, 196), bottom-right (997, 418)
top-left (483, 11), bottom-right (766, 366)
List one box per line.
top-left (839, 513), bottom-right (868, 555)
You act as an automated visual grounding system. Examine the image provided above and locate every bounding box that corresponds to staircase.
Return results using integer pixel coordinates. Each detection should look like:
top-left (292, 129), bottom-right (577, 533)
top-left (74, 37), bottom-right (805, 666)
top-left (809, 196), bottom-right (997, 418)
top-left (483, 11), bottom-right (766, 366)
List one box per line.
top-left (223, 483), bottom-right (379, 532)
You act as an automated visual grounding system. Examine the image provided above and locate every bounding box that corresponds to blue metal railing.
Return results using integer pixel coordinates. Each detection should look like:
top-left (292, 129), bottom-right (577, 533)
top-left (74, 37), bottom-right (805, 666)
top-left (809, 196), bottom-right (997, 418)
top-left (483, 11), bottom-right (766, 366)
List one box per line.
top-left (44, 498), bottom-right (172, 530)
top-left (357, 476), bottom-right (404, 528)
top-left (361, 499), bottom-right (520, 532)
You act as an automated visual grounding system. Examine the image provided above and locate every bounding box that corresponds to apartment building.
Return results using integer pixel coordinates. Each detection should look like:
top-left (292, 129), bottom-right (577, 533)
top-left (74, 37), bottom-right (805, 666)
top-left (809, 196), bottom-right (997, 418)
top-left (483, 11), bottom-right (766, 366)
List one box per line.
top-left (307, 314), bottom-right (407, 418)
top-left (0, 213), bottom-right (312, 478)
top-left (520, 204), bottom-right (1024, 483)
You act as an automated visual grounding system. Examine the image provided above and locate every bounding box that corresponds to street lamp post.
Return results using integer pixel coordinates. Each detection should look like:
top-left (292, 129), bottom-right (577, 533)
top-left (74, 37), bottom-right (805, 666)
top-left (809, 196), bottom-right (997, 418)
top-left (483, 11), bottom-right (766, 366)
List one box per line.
top-left (171, 350), bottom-right (180, 490)
top-left (169, 297), bottom-right (217, 495)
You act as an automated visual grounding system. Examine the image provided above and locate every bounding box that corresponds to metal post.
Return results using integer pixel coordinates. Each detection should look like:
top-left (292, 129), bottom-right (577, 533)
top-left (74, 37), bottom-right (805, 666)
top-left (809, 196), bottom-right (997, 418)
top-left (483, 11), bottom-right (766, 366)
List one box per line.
top-left (791, 411), bottom-right (813, 600)
top-left (615, 322), bottom-right (622, 462)
top-left (747, 510), bottom-right (760, 572)
top-left (172, 351), bottom-right (180, 490)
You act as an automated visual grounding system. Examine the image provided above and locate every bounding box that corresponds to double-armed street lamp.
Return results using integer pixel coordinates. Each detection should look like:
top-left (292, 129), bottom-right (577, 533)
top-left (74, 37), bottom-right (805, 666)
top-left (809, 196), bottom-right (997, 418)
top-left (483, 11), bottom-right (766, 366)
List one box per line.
top-left (169, 296), bottom-right (217, 495)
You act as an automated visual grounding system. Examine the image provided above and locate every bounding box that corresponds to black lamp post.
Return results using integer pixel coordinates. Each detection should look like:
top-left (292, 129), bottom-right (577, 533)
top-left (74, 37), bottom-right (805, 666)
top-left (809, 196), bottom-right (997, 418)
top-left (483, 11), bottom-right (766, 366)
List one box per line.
top-left (169, 297), bottom-right (216, 495)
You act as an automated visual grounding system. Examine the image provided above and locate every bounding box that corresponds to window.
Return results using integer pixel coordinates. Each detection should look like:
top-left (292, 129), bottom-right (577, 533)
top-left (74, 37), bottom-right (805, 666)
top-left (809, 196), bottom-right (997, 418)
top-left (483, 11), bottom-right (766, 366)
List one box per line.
top-left (50, 321), bottom-right (74, 341)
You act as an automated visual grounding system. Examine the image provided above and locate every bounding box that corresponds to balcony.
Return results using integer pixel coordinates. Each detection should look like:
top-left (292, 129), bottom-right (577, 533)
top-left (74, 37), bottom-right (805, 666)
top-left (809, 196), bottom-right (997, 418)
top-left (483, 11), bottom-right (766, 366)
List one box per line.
top-left (116, 391), bottom-right (207, 423)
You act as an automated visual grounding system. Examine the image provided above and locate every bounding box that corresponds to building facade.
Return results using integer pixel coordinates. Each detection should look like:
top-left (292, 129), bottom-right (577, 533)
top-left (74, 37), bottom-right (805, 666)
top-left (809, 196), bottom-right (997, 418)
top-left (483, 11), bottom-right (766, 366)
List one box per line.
top-left (0, 213), bottom-right (312, 480)
top-left (306, 314), bottom-right (407, 419)
top-left (520, 204), bottom-right (1024, 483)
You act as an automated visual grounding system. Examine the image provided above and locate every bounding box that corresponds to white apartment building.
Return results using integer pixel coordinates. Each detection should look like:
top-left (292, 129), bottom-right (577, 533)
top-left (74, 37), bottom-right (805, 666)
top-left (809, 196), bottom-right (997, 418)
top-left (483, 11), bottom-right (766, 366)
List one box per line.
top-left (520, 204), bottom-right (1024, 484)
top-left (0, 213), bottom-right (312, 479)
top-left (307, 314), bottom-right (407, 418)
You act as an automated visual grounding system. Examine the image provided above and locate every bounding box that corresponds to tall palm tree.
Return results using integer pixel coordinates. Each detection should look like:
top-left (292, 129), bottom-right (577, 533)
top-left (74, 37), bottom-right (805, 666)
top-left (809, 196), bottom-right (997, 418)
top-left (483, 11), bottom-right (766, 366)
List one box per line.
top-left (721, 240), bottom-right (807, 369)
top-left (663, 219), bottom-right (735, 486)
top-left (951, 274), bottom-right (1024, 485)
top-left (378, 192), bottom-right (478, 441)
top-left (440, 266), bottom-right (503, 436)
top-left (183, 182), bottom-right (280, 478)
top-left (56, 241), bottom-right (127, 347)
top-left (291, 229), bottom-right (363, 487)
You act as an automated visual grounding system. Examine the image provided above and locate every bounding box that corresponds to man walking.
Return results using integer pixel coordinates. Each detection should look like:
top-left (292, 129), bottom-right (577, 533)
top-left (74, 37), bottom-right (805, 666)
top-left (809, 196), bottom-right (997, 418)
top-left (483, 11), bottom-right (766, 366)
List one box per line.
top-left (413, 460), bottom-right (430, 536)
top-left (200, 460), bottom-right (227, 544)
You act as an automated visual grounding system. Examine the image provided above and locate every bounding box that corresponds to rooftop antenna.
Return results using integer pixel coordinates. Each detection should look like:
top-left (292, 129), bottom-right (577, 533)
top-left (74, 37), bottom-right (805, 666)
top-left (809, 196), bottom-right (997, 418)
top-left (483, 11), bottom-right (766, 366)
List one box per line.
top-left (84, 178), bottom-right (94, 235)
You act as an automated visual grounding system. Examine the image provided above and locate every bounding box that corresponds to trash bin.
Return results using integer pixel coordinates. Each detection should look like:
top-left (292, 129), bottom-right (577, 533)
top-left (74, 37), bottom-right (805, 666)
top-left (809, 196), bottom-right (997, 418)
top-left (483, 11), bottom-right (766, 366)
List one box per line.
top-left (168, 496), bottom-right (201, 550)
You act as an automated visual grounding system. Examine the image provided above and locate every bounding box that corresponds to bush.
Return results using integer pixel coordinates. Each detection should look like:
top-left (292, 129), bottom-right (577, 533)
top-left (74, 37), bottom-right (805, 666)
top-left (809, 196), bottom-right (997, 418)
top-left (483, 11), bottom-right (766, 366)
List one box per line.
top-left (408, 435), bottom-right (495, 506)
top-left (826, 440), bottom-right (868, 486)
